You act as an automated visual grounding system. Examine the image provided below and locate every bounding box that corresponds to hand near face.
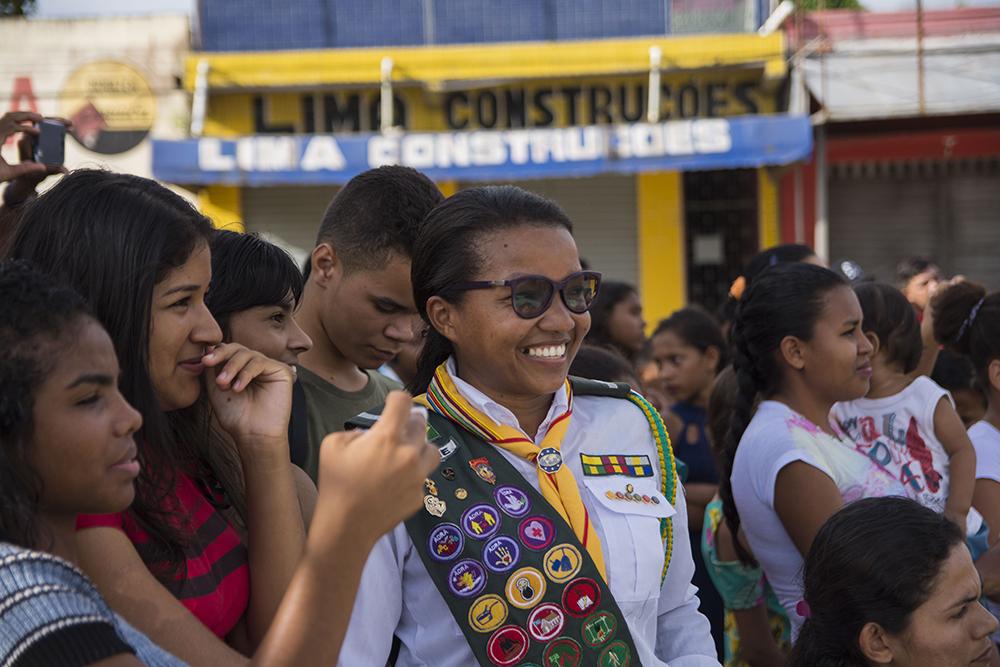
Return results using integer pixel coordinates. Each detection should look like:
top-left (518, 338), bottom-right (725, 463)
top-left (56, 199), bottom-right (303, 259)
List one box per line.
top-left (314, 392), bottom-right (439, 545)
top-left (202, 342), bottom-right (294, 449)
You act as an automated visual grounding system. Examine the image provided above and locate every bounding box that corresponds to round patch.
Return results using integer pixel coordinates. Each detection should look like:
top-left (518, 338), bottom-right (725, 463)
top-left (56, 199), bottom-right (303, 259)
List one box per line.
top-left (542, 637), bottom-right (582, 667)
top-left (486, 625), bottom-right (529, 666)
top-left (483, 536), bottom-right (521, 573)
top-left (448, 559), bottom-right (487, 598)
top-left (455, 487), bottom-right (469, 500)
top-left (518, 515), bottom-right (555, 551)
top-left (505, 567), bottom-right (547, 609)
top-left (581, 610), bottom-right (618, 647)
top-left (468, 594), bottom-right (508, 633)
top-left (494, 485), bottom-right (531, 517)
top-left (537, 447), bottom-right (563, 473)
top-left (427, 523), bottom-right (464, 562)
top-left (598, 640), bottom-right (631, 667)
top-left (543, 543), bottom-right (582, 584)
top-left (527, 602), bottom-right (565, 642)
top-left (462, 504), bottom-right (502, 540)
top-left (562, 577), bottom-right (601, 618)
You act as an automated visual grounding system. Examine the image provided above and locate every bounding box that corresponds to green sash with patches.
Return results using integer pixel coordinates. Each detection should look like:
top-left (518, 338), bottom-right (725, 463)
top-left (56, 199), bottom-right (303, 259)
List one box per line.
top-left (349, 377), bottom-right (677, 667)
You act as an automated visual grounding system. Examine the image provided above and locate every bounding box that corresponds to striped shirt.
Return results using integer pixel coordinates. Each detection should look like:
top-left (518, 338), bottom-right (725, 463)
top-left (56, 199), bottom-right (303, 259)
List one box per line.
top-left (77, 470), bottom-right (250, 637)
top-left (0, 543), bottom-right (185, 667)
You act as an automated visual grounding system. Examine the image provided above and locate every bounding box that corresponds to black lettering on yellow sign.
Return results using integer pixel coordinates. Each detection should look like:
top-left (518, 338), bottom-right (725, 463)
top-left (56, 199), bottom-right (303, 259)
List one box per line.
top-left (251, 79), bottom-right (761, 134)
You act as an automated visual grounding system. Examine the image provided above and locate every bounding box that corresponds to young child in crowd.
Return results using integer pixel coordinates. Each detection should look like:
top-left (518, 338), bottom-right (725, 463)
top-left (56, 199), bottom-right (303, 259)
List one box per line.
top-left (726, 263), bottom-right (908, 636)
top-left (652, 307), bottom-right (727, 652)
top-left (702, 367), bottom-right (790, 667)
top-left (585, 280), bottom-right (647, 365)
top-left (0, 259), bottom-right (440, 667)
top-left (933, 282), bottom-right (1000, 547)
top-left (933, 349), bottom-right (988, 429)
top-left (832, 282), bottom-right (979, 537)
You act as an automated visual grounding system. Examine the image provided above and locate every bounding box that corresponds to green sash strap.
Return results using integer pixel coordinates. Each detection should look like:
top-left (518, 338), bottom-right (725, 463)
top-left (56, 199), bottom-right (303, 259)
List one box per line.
top-left (349, 377), bottom-right (676, 667)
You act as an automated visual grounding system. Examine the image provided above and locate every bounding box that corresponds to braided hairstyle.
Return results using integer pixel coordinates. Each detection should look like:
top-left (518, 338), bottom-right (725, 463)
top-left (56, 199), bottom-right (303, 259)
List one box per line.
top-left (931, 281), bottom-right (1000, 392)
top-left (722, 262), bottom-right (847, 565)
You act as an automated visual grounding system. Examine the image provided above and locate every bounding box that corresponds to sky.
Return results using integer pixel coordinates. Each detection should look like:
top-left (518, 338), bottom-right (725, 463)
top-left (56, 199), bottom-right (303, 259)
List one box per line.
top-left (32, 0), bottom-right (1000, 19)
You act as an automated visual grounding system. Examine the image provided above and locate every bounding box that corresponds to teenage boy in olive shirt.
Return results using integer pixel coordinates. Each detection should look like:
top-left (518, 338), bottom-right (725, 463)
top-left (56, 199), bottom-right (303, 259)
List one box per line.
top-left (293, 166), bottom-right (444, 481)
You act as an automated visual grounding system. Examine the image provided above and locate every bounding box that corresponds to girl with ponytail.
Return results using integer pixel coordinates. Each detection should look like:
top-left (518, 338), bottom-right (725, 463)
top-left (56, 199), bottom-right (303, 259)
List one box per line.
top-left (724, 263), bottom-right (908, 637)
top-left (932, 283), bottom-right (1000, 546)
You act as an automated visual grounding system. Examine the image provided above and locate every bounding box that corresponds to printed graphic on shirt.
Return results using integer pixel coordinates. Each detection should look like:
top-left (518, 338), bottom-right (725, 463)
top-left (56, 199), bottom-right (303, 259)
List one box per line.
top-left (836, 410), bottom-right (947, 511)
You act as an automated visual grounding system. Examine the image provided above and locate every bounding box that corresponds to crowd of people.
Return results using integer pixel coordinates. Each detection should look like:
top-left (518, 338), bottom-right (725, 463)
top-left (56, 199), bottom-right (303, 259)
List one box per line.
top-left (1, 110), bottom-right (1000, 667)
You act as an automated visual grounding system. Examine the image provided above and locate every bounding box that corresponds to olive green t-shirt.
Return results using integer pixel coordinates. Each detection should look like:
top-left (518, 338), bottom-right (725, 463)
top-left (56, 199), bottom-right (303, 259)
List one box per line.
top-left (296, 365), bottom-right (400, 482)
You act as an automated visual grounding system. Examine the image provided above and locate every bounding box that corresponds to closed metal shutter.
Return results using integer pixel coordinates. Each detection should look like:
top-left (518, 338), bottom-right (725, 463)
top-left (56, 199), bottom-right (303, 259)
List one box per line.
top-left (829, 159), bottom-right (1000, 289)
top-left (502, 176), bottom-right (639, 286)
top-left (242, 186), bottom-right (339, 266)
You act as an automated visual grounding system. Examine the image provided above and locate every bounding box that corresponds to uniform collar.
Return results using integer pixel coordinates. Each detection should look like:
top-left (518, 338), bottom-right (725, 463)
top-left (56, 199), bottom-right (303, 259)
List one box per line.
top-left (445, 356), bottom-right (570, 443)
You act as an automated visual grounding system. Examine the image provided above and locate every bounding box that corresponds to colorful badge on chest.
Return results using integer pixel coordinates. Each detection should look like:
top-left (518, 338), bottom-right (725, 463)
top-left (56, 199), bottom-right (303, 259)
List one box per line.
top-left (580, 453), bottom-right (654, 477)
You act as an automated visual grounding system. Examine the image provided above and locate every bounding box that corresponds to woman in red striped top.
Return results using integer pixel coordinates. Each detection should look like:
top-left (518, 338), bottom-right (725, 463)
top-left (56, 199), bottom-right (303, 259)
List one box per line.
top-left (8, 170), bottom-right (316, 663)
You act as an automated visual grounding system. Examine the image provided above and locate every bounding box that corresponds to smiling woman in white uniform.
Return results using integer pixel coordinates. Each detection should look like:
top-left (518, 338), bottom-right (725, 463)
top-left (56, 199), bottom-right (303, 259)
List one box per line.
top-left (339, 185), bottom-right (718, 667)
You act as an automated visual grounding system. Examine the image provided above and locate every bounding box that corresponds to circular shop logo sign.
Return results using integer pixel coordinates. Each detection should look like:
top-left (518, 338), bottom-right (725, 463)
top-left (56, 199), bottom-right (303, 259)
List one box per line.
top-left (59, 60), bottom-right (155, 155)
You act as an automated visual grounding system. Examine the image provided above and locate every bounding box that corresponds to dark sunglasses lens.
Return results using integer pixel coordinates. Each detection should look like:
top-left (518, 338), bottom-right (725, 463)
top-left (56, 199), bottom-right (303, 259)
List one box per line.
top-left (511, 278), bottom-right (554, 318)
top-left (562, 273), bottom-right (600, 313)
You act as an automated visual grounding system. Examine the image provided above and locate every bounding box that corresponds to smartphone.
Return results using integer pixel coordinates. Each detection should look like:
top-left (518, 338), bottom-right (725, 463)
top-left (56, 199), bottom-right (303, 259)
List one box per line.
top-left (32, 119), bottom-right (66, 167)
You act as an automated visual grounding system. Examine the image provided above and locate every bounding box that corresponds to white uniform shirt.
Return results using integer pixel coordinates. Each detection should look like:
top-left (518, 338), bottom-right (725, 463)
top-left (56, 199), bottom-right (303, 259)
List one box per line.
top-left (338, 361), bottom-right (719, 666)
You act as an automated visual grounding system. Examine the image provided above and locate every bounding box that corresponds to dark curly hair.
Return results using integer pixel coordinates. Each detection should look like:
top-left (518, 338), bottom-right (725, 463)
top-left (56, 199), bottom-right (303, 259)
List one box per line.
top-left (932, 281), bottom-right (1000, 391)
top-left (0, 260), bottom-right (93, 549)
top-left (722, 262), bottom-right (846, 565)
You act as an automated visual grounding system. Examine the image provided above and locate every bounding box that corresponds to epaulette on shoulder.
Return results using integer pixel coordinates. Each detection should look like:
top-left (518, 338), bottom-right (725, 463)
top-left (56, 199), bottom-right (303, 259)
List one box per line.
top-left (567, 376), bottom-right (633, 399)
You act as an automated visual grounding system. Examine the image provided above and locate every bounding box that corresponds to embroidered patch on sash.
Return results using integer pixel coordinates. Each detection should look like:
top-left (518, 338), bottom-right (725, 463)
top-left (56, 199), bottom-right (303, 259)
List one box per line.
top-left (468, 594), bottom-right (508, 633)
top-left (483, 536), bottom-right (520, 573)
top-left (469, 457), bottom-right (497, 485)
top-left (543, 637), bottom-right (583, 667)
top-left (598, 640), bottom-right (632, 667)
top-left (517, 516), bottom-right (555, 551)
top-left (427, 523), bottom-right (464, 563)
top-left (448, 559), bottom-right (487, 598)
top-left (493, 485), bottom-right (530, 517)
top-left (562, 577), bottom-right (601, 617)
top-left (579, 453), bottom-right (654, 477)
top-left (505, 567), bottom-right (547, 609)
top-left (543, 543), bottom-right (582, 584)
top-left (462, 504), bottom-right (502, 540)
top-left (486, 625), bottom-right (529, 666)
top-left (527, 603), bottom-right (565, 642)
top-left (581, 610), bottom-right (618, 648)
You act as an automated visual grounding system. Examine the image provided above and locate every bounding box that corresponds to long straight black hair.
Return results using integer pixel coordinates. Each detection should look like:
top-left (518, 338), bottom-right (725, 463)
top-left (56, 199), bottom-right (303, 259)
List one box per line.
top-left (8, 170), bottom-right (241, 576)
top-left (722, 262), bottom-right (847, 564)
top-left (408, 185), bottom-right (574, 395)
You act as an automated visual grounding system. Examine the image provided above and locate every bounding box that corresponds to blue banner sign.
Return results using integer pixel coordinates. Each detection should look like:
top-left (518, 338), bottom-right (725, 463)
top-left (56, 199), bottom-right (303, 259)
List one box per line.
top-left (153, 115), bottom-right (812, 186)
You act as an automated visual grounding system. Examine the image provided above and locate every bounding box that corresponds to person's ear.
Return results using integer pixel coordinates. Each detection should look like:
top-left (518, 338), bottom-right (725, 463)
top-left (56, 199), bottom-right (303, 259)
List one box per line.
top-left (704, 345), bottom-right (721, 373)
top-left (858, 622), bottom-right (895, 664)
top-left (779, 335), bottom-right (807, 371)
top-left (426, 296), bottom-right (459, 345)
top-left (310, 243), bottom-right (342, 288)
top-left (988, 359), bottom-right (1000, 394)
top-left (865, 331), bottom-right (881, 357)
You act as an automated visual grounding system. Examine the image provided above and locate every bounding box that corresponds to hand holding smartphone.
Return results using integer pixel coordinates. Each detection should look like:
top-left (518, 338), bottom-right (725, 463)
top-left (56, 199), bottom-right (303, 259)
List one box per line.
top-left (32, 119), bottom-right (67, 167)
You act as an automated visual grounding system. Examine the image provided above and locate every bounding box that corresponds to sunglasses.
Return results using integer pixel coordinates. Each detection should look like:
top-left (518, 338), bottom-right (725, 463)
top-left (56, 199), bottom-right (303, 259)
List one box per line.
top-left (451, 270), bottom-right (602, 319)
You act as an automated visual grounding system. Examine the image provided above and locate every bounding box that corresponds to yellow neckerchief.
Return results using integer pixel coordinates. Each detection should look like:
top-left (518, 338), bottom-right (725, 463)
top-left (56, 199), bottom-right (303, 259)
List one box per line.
top-left (416, 362), bottom-right (608, 582)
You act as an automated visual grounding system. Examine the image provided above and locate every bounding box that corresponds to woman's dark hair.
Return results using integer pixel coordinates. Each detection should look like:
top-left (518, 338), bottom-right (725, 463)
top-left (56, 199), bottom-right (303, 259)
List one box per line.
top-left (8, 170), bottom-right (230, 578)
top-left (932, 281), bottom-right (1000, 391)
top-left (791, 497), bottom-right (963, 667)
top-left (706, 366), bottom-right (739, 464)
top-left (569, 345), bottom-right (638, 386)
top-left (206, 230), bottom-right (304, 337)
top-left (652, 306), bottom-right (728, 373)
top-left (0, 260), bottom-right (93, 549)
top-left (932, 349), bottom-right (979, 394)
top-left (723, 263), bottom-right (847, 564)
top-left (854, 282), bottom-right (922, 375)
top-left (585, 281), bottom-right (639, 360)
top-left (745, 244), bottom-right (817, 286)
top-left (896, 256), bottom-right (938, 288)
top-left (410, 185), bottom-right (573, 394)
